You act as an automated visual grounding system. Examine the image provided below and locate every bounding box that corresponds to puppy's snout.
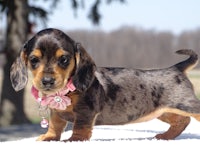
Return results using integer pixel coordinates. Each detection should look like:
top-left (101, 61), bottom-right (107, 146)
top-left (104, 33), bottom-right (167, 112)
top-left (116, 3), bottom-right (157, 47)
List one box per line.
top-left (42, 77), bottom-right (55, 88)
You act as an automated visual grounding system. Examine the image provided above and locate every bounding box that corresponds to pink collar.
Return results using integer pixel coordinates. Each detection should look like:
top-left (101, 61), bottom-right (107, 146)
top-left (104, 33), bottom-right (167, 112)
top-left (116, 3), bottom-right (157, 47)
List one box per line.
top-left (31, 79), bottom-right (76, 110)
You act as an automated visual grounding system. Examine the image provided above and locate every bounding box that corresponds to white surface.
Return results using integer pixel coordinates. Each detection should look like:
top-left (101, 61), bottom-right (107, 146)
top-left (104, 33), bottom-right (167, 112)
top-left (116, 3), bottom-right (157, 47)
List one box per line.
top-left (1, 118), bottom-right (200, 149)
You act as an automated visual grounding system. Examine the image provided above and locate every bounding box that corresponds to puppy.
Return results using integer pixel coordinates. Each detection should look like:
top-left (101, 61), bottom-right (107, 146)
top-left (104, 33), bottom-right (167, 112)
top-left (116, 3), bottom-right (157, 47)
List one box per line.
top-left (10, 28), bottom-right (200, 141)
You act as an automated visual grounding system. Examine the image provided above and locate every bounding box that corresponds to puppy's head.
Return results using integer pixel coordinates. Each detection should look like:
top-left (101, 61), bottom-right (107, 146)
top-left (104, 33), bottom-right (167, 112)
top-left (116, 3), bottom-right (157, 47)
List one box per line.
top-left (10, 28), bottom-right (96, 94)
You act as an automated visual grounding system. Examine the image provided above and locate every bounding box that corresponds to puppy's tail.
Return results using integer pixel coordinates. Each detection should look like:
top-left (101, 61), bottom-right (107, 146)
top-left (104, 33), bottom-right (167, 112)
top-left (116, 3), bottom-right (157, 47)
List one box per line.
top-left (175, 49), bottom-right (198, 72)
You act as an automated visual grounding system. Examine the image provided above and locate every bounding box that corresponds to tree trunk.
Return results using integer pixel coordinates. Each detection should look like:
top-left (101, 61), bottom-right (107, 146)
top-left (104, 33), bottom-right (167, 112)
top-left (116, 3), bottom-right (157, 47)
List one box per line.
top-left (0, 0), bottom-right (31, 126)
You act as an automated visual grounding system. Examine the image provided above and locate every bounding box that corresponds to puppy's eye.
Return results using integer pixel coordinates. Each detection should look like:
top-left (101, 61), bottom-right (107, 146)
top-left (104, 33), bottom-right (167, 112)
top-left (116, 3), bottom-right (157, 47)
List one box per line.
top-left (58, 55), bottom-right (70, 68)
top-left (29, 56), bottom-right (40, 69)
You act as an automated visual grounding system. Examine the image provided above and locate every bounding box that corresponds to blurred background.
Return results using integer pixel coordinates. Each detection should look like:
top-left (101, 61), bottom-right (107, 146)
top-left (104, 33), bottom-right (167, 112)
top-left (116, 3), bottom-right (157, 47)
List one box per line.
top-left (0, 0), bottom-right (200, 140)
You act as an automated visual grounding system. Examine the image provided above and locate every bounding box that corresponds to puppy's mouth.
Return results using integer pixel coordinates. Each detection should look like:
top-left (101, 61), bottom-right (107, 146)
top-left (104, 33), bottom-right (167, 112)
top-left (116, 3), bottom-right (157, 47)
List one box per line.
top-left (36, 78), bottom-right (75, 95)
top-left (33, 77), bottom-right (72, 95)
top-left (37, 80), bottom-right (67, 95)
top-left (42, 87), bottom-right (57, 93)
top-left (41, 84), bottom-right (65, 95)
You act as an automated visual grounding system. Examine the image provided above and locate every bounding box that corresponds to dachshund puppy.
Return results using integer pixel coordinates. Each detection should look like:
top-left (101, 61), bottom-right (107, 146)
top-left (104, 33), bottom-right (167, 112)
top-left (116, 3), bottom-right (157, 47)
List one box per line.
top-left (10, 28), bottom-right (200, 141)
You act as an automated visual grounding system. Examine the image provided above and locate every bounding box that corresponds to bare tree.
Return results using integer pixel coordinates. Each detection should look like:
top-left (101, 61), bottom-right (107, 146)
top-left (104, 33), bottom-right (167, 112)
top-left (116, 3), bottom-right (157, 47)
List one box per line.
top-left (68, 27), bottom-right (200, 69)
top-left (0, 0), bottom-right (30, 126)
top-left (0, 0), bottom-right (49, 125)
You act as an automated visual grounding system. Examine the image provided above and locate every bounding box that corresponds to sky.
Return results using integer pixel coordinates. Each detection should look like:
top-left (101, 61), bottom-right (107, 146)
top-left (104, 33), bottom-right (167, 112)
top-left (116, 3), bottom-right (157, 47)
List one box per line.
top-left (29, 0), bottom-right (200, 35)
top-left (1, 0), bottom-right (200, 35)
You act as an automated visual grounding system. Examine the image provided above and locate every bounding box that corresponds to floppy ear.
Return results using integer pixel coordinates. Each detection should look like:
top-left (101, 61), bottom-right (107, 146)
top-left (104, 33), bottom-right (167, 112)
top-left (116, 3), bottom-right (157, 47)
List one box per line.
top-left (72, 43), bottom-right (96, 92)
top-left (10, 48), bottom-right (28, 91)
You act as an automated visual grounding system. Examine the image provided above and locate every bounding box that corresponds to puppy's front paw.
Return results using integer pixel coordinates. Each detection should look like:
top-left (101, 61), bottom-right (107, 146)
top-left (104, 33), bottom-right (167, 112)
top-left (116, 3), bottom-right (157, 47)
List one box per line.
top-left (36, 133), bottom-right (60, 141)
top-left (63, 135), bottom-right (90, 142)
top-left (63, 128), bottom-right (92, 142)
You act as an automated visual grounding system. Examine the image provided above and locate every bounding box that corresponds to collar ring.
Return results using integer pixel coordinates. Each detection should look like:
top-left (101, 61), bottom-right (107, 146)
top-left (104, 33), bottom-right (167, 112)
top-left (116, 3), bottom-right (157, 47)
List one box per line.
top-left (54, 96), bottom-right (63, 103)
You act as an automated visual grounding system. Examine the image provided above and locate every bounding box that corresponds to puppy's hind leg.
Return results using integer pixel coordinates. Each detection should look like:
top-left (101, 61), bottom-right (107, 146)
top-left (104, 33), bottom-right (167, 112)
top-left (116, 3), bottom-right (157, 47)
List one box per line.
top-left (155, 113), bottom-right (190, 140)
top-left (156, 97), bottom-right (200, 140)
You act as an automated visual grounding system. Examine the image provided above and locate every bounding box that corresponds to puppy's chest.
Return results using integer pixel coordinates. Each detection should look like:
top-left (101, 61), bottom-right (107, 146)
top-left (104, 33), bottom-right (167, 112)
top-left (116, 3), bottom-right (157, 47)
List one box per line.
top-left (53, 92), bottom-right (79, 117)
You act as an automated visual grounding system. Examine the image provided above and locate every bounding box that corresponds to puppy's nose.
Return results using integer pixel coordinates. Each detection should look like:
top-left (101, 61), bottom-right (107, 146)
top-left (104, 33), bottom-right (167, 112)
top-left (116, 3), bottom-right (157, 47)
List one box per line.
top-left (42, 77), bottom-right (55, 87)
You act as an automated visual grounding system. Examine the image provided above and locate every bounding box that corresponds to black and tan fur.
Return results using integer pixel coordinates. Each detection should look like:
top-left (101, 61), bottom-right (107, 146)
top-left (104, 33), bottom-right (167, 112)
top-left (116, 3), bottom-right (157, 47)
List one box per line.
top-left (10, 28), bottom-right (200, 141)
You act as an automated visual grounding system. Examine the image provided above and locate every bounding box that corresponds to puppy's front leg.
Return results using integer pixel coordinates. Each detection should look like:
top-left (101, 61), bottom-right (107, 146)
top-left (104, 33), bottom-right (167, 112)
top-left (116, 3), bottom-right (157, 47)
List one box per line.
top-left (66, 113), bottom-right (98, 141)
top-left (37, 110), bottom-right (67, 141)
